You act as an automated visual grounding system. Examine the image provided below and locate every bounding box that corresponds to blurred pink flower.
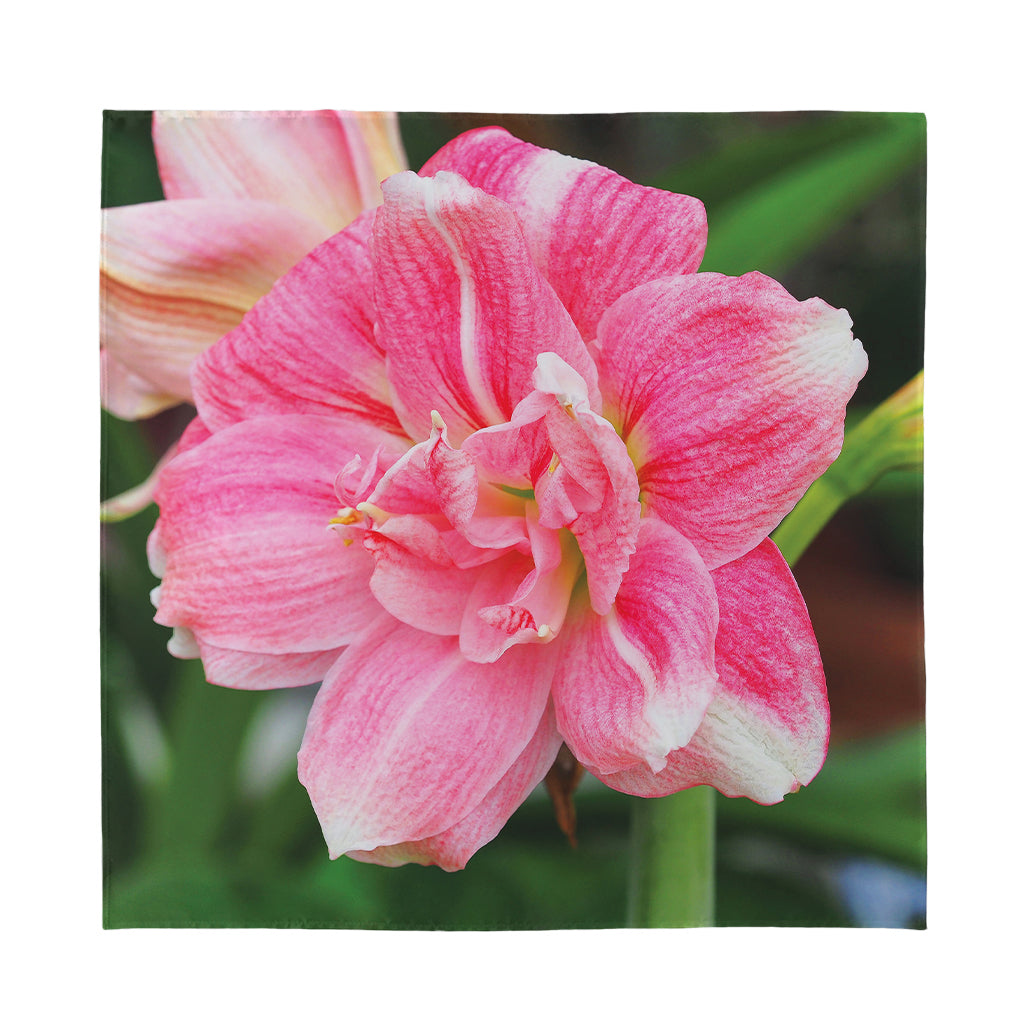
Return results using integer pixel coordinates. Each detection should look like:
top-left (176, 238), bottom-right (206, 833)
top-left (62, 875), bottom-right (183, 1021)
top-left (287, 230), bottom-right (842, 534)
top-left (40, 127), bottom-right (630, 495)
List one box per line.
top-left (148, 128), bottom-right (867, 870)
top-left (101, 110), bottom-right (407, 421)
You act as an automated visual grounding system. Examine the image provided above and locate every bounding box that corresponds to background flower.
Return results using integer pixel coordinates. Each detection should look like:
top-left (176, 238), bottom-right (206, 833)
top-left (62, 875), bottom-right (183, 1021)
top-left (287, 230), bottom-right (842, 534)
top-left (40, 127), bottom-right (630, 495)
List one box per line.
top-left (101, 110), bottom-right (407, 421)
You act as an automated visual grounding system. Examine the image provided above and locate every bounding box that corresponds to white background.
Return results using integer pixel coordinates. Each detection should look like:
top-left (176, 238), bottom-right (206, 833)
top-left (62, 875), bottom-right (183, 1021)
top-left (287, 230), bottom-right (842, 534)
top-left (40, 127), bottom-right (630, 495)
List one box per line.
top-left (5, 2), bottom-right (1017, 1020)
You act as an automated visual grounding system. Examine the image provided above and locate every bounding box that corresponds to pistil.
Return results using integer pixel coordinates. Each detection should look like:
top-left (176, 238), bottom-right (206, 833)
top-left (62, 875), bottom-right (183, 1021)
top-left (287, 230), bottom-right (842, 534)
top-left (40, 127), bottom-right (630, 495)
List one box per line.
top-left (355, 501), bottom-right (391, 525)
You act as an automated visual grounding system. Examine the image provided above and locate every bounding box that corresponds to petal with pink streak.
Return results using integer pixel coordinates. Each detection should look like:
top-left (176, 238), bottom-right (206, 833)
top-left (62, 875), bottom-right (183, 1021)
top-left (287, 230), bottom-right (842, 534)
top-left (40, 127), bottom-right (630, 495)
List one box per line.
top-left (552, 518), bottom-right (719, 776)
top-left (363, 516), bottom-right (490, 636)
top-left (192, 213), bottom-right (404, 435)
top-left (335, 445), bottom-right (403, 507)
top-left (145, 417), bottom-right (212, 579)
top-left (102, 198), bottom-right (327, 412)
top-left (153, 110), bottom-right (406, 233)
top-left (297, 614), bottom-right (556, 856)
top-left (366, 421), bottom-right (479, 524)
top-left (373, 170), bottom-right (599, 443)
top-left (176, 414), bottom-right (213, 455)
top-left (153, 414), bottom-right (404, 653)
top-left (597, 272), bottom-right (868, 570)
top-left (422, 126), bottom-right (707, 341)
top-left (537, 401), bottom-right (640, 615)
top-left (349, 703), bottom-right (563, 870)
top-left (461, 389), bottom-right (558, 489)
top-left (196, 641), bottom-right (344, 691)
top-left (458, 527), bottom-right (577, 664)
top-left (465, 356), bottom-right (640, 614)
top-left (599, 539), bottom-right (829, 804)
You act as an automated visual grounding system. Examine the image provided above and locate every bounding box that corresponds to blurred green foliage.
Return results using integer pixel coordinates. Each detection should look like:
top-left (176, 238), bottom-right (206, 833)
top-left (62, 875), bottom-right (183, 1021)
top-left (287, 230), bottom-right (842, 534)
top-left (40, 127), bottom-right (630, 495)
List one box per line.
top-left (101, 110), bottom-right (925, 929)
top-left (102, 111), bottom-right (163, 207)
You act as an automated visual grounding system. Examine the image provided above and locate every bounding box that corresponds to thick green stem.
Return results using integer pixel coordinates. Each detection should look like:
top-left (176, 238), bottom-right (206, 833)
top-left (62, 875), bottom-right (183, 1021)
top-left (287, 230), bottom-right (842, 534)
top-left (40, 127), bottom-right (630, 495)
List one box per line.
top-left (627, 786), bottom-right (715, 927)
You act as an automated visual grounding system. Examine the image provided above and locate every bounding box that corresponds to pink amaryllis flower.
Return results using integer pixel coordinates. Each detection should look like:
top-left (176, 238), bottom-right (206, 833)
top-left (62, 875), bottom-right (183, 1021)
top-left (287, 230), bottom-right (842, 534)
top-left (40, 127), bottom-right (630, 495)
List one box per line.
top-left (148, 127), bottom-right (867, 870)
top-left (101, 109), bottom-right (407, 421)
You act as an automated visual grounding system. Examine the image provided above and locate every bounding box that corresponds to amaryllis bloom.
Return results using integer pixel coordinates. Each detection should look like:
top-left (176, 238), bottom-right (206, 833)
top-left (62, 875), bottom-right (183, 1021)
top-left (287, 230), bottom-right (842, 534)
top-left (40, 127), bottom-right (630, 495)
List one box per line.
top-left (148, 127), bottom-right (867, 870)
top-left (101, 109), bottom-right (407, 420)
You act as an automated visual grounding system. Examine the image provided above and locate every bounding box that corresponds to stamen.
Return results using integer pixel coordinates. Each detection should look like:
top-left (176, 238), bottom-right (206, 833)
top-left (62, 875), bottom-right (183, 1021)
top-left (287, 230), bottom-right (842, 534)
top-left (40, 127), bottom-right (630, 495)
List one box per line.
top-left (328, 506), bottom-right (361, 526)
top-left (537, 624), bottom-right (553, 640)
top-left (547, 453), bottom-right (560, 475)
top-left (355, 501), bottom-right (390, 525)
top-left (342, 538), bottom-right (354, 548)
top-left (430, 409), bottom-right (447, 432)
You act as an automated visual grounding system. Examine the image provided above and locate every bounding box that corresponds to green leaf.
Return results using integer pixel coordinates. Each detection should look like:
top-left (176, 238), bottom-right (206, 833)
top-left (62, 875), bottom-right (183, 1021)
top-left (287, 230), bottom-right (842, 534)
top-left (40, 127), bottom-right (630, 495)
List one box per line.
top-left (101, 409), bottom-right (158, 503)
top-left (105, 861), bottom-right (243, 928)
top-left (700, 114), bottom-right (925, 278)
top-left (649, 112), bottom-right (887, 209)
top-left (102, 110), bottom-right (163, 208)
top-left (144, 659), bottom-right (260, 858)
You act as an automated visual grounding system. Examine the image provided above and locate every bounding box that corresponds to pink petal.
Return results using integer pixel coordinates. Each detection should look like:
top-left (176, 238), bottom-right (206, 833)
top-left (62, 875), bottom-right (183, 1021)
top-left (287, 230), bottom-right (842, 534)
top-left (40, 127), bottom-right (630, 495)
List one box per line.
top-left (196, 641), bottom-right (344, 690)
top-left (363, 516), bottom-right (491, 636)
top-left (349, 703), bottom-right (563, 870)
top-left (153, 110), bottom-right (407, 233)
top-left (145, 416), bottom-right (210, 577)
top-left (102, 198), bottom-right (327, 414)
top-left (175, 414), bottom-right (213, 455)
top-left (100, 349), bottom-right (179, 420)
top-left (152, 414), bottom-right (406, 653)
top-left (596, 272), bottom-right (868, 570)
top-left (335, 445), bottom-right (403, 507)
top-left (599, 539), bottom-right (829, 804)
top-left (422, 126), bottom-right (707, 341)
top-left (106, 416), bottom-right (211, 528)
top-left (365, 418), bottom-right (531, 562)
top-left (373, 170), bottom-right (599, 443)
top-left (458, 523), bottom-right (579, 663)
top-left (533, 359), bottom-right (640, 614)
top-left (465, 356), bottom-right (640, 614)
top-left (460, 392), bottom-right (554, 490)
top-left (297, 614), bottom-right (556, 856)
top-left (366, 419), bottom-right (479, 525)
top-left (551, 518), bottom-right (719, 775)
top-left (192, 212), bottom-right (403, 435)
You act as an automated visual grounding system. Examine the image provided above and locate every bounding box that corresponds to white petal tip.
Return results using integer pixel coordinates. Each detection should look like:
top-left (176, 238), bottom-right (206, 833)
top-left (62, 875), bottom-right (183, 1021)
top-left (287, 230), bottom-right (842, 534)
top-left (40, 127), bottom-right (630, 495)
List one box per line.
top-left (168, 626), bottom-right (200, 659)
top-left (533, 351), bottom-right (589, 409)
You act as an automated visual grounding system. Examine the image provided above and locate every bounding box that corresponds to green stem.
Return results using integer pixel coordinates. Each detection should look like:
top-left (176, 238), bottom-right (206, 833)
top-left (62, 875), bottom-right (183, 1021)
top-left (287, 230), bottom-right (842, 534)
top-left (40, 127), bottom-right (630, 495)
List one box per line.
top-left (627, 786), bottom-right (715, 927)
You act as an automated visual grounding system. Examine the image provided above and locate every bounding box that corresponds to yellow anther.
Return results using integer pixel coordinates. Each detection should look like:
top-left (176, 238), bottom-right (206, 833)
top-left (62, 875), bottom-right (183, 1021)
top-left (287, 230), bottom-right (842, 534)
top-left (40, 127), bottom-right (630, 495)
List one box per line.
top-left (547, 453), bottom-right (561, 475)
top-left (328, 506), bottom-right (361, 526)
top-left (430, 409), bottom-right (447, 432)
top-left (342, 538), bottom-right (354, 548)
